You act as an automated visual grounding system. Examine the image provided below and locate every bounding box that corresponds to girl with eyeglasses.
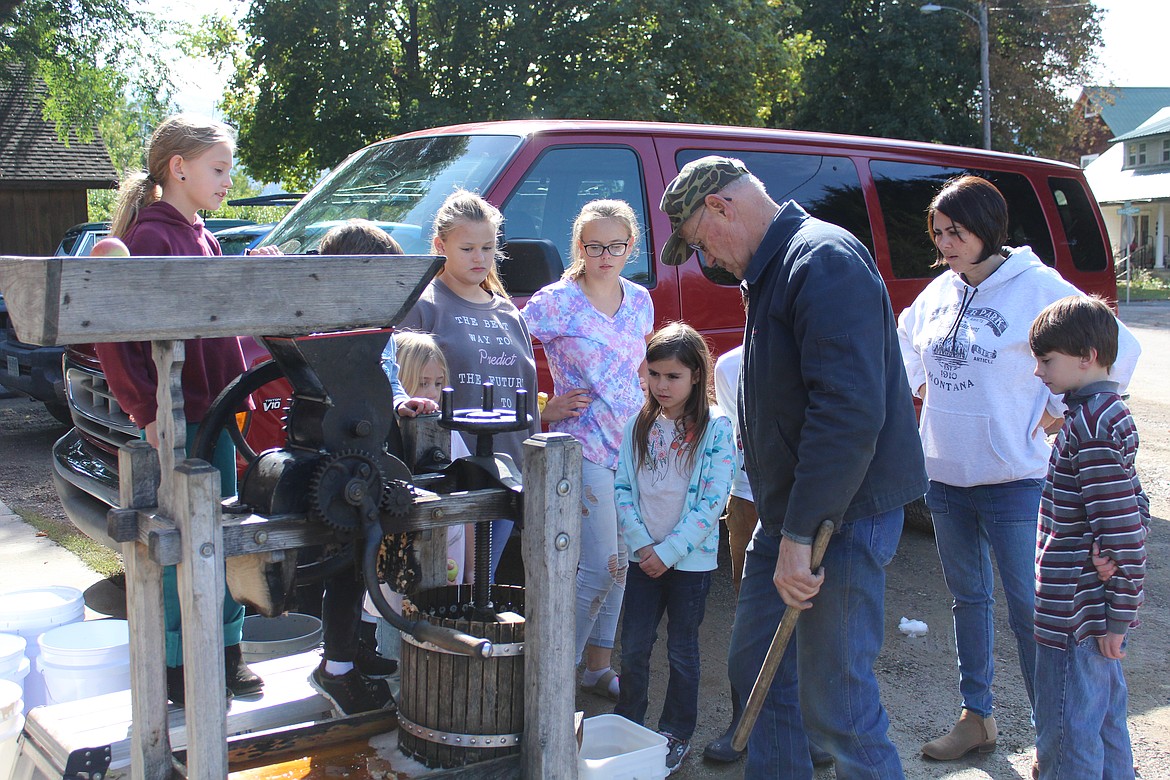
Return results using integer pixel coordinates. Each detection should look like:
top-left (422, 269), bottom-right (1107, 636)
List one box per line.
top-left (521, 199), bottom-right (654, 701)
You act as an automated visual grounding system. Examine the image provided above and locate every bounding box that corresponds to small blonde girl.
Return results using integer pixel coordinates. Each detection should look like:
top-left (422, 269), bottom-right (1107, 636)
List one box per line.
top-left (393, 331), bottom-right (475, 584)
top-left (398, 190), bottom-right (538, 579)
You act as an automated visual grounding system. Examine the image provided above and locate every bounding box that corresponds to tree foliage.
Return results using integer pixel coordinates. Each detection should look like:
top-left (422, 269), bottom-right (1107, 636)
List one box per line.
top-left (210, 0), bottom-right (821, 187)
top-left (0, 0), bottom-right (172, 142)
top-left (783, 0), bottom-right (1102, 158)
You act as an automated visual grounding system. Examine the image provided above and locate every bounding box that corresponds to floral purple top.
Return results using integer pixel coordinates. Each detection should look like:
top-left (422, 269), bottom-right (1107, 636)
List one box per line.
top-left (521, 276), bottom-right (653, 469)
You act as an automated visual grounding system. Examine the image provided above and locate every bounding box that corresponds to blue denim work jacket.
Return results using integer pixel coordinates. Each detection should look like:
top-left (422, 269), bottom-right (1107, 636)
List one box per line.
top-left (739, 201), bottom-right (928, 543)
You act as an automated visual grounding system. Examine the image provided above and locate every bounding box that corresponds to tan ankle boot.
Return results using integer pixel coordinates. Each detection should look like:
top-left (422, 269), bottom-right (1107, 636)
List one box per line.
top-left (921, 709), bottom-right (997, 760)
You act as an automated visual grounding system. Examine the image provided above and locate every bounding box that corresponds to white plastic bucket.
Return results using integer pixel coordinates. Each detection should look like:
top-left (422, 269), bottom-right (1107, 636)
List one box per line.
top-left (0, 586), bottom-right (84, 712)
top-left (0, 708), bottom-right (24, 780)
top-left (38, 620), bottom-right (129, 669)
top-left (0, 679), bottom-right (23, 780)
top-left (240, 613), bottom-right (322, 663)
top-left (578, 713), bottom-right (668, 780)
top-left (37, 656), bottom-right (131, 705)
top-left (0, 657), bottom-right (30, 690)
top-left (0, 680), bottom-right (22, 723)
top-left (0, 633), bottom-right (25, 677)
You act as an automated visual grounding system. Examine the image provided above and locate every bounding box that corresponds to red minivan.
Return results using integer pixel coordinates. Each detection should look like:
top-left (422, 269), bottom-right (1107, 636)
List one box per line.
top-left (52, 120), bottom-right (1119, 543)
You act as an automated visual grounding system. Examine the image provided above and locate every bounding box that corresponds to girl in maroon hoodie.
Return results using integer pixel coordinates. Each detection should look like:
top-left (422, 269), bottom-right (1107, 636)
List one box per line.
top-left (97, 114), bottom-right (274, 705)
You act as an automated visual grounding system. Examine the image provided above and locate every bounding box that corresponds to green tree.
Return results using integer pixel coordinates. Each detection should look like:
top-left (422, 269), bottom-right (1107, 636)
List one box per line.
top-left (0, 0), bottom-right (172, 141)
top-left (784, 0), bottom-right (1102, 157)
top-left (208, 0), bottom-right (821, 187)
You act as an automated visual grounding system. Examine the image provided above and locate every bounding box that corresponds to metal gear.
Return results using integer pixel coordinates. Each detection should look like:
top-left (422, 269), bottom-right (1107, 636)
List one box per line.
top-left (380, 479), bottom-right (414, 518)
top-left (308, 449), bottom-right (384, 532)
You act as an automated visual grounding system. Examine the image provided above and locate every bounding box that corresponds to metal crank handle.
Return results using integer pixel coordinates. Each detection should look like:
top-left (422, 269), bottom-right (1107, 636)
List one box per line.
top-left (361, 522), bottom-right (493, 658)
top-left (411, 621), bottom-right (493, 658)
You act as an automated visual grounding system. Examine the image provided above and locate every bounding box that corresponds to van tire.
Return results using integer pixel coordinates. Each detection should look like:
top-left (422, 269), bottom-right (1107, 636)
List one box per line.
top-left (903, 496), bottom-right (933, 535)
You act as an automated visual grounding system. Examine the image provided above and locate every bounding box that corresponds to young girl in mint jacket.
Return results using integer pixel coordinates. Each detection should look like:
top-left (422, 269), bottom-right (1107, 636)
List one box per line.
top-left (613, 322), bottom-right (736, 774)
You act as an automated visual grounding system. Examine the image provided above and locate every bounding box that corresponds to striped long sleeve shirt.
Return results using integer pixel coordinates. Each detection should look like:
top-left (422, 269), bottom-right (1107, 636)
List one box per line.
top-left (1035, 381), bottom-right (1149, 650)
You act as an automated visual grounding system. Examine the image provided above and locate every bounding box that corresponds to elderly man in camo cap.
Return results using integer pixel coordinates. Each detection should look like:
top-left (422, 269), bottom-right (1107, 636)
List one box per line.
top-left (659, 156), bottom-right (926, 777)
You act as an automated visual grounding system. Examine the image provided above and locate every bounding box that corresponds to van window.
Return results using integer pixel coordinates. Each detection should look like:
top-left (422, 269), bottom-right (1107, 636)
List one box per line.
top-left (501, 146), bottom-right (652, 286)
top-left (676, 150), bottom-right (873, 263)
top-left (870, 162), bottom-right (1055, 279)
top-left (1048, 177), bottom-right (1110, 272)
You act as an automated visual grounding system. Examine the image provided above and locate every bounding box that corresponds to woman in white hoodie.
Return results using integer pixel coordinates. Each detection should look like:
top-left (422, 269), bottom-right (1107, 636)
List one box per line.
top-left (897, 176), bottom-right (1140, 762)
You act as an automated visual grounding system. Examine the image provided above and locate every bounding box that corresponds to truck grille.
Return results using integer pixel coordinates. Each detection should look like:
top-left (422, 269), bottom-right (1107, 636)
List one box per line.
top-left (64, 360), bottom-right (137, 451)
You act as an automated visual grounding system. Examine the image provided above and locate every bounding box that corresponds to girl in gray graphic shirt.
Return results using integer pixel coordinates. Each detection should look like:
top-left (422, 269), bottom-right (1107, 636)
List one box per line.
top-left (398, 190), bottom-right (537, 579)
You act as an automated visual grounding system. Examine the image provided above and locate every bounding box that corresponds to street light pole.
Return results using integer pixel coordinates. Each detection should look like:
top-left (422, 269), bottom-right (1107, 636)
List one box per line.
top-left (921, 1), bottom-right (991, 150)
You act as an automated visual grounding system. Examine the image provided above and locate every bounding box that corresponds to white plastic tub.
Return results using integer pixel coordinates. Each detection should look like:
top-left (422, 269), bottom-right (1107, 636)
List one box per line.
top-left (0, 633), bottom-right (25, 677)
top-left (0, 586), bottom-right (84, 712)
top-left (0, 679), bottom-right (24, 780)
top-left (37, 656), bottom-right (131, 705)
top-left (578, 713), bottom-right (668, 780)
top-left (38, 619), bottom-right (129, 668)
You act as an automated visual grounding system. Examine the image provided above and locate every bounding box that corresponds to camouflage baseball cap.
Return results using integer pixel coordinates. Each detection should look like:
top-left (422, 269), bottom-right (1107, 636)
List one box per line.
top-left (660, 156), bottom-right (749, 266)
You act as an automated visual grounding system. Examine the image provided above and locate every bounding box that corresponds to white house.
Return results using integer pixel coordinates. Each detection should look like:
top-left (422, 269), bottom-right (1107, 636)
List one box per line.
top-left (1085, 106), bottom-right (1170, 270)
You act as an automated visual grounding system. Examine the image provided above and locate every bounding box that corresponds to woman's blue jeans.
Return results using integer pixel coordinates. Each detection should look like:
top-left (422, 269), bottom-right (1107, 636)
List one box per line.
top-left (615, 565), bottom-right (711, 741)
top-left (726, 509), bottom-right (904, 779)
top-left (927, 479), bottom-right (1040, 717)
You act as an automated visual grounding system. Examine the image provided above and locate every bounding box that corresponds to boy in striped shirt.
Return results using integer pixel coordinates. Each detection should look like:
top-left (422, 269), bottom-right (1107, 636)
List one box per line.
top-left (1029, 295), bottom-right (1148, 780)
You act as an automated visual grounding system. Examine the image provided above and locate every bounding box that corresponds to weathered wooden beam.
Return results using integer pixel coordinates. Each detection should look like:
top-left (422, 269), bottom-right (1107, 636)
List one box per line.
top-left (520, 432), bottom-right (581, 780)
top-left (0, 254), bottom-right (443, 345)
top-left (172, 460), bottom-right (228, 780)
top-left (117, 440), bottom-right (174, 780)
top-left (175, 709), bottom-right (397, 773)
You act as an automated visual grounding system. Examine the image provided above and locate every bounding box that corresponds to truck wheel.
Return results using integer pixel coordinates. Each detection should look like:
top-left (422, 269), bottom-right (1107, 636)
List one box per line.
top-left (903, 496), bottom-right (933, 535)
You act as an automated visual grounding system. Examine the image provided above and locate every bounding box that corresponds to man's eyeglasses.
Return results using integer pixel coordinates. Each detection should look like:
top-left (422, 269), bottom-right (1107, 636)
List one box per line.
top-left (685, 196), bottom-right (729, 256)
top-left (581, 241), bottom-right (630, 258)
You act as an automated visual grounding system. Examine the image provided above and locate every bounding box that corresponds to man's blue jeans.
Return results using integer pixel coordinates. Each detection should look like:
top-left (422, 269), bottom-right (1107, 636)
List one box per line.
top-left (727, 509), bottom-right (903, 779)
top-left (927, 479), bottom-right (1040, 717)
top-left (1035, 638), bottom-right (1134, 780)
top-left (615, 565), bottom-right (712, 741)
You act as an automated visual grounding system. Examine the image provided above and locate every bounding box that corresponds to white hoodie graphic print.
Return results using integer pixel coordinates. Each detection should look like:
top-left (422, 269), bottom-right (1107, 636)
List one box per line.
top-left (897, 246), bottom-right (1140, 488)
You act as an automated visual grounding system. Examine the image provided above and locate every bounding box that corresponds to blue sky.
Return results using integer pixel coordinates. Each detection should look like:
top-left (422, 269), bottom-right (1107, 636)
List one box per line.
top-left (161, 0), bottom-right (1168, 119)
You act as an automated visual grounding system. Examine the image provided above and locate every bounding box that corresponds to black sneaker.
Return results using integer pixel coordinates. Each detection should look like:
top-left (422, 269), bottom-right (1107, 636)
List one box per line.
top-left (660, 732), bottom-right (691, 775)
top-left (224, 643), bottom-right (264, 696)
top-left (166, 665), bottom-right (233, 706)
top-left (310, 661), bottom-right (393, 716)
top-left (354, 645), bottom-right (398, 678)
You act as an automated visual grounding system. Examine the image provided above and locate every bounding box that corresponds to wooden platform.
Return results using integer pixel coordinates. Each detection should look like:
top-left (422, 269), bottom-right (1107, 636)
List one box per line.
top-left (14, 651), bottom-right (336, 778)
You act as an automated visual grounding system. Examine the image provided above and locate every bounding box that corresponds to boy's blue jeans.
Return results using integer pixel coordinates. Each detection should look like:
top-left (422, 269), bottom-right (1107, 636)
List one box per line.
top-left (1035, 637), bottom-right (1134, 780)
top-left (615, 565), bottom-right (711, 741)
top-left (727, 509), bottom-right (903, 779)
top-left (927, 479), bottom-right (1040, 717)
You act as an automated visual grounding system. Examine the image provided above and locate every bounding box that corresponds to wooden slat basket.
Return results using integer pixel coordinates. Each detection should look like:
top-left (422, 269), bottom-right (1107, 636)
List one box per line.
top-left (398, 585), bottom-right (526, 769)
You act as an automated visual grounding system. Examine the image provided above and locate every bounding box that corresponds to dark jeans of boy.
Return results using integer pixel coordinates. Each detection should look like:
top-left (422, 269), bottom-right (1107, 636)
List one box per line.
top-left (1035, 637), bottom-right (1134, 780)
top-left (615, 565), bottom-right (712, 740)
top-left (322, 564), bottom-right (365, 662)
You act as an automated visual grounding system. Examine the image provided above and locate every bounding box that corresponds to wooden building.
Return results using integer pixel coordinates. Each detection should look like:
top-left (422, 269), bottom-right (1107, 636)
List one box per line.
top-left (0, 70), bottom-right (116, 256)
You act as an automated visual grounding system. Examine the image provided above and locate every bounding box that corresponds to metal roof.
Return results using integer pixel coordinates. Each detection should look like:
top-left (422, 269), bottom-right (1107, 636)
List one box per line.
top-left (1113, 107), bottom-right (1170, 143)
top-left (1083, 86), bottom-right (1170, 140)
top-left (0, 70), bottom-right (117, 188)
